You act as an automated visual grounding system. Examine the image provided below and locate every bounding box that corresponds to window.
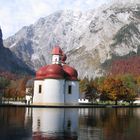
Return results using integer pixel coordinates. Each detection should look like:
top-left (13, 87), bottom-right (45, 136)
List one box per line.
top-left (37, 118), bottom-right (40, 130)
top-left (39, 85), bottom-right (42, 93)
top-left (68, 85), bottom-right (72, 94)
top-left (67, 120), bottom-right (71, 129)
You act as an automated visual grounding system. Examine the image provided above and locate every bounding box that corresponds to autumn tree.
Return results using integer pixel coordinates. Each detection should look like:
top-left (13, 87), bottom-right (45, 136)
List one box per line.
top-left (93, 76), bottom-right (105, 94)
top-left (79, 77), bottom-right (89, 93)
top-left (98, 77), bottom-right (117, 104)
top-left (80, 77), bottom-right (99, 102)
top-left (120, 74), bottom-right (137, 104)
top-left (4, 76), bottom-right (29, 100)
top-left (135, 75), bottom-right (140, 97)
top-left (81, 74), bottom-right (138, 105)
top-left (0, 77), bottom-right (10, 89)
top-left (0, 77), bottom-right (10, 95)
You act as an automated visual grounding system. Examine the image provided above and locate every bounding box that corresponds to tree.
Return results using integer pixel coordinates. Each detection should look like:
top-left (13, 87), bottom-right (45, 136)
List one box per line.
top-left (121, 74), bottom-right (137, 104)
top-left (0, 76), bottom-right (10, 96)
top-left (135, 75), bottom-right (140, 97)
top-left (80, 75), bottom-right (138, 105)
top-left (0, 77), bottom-right (10, 103)
top-left (16, 77), bottom-right (28, 98)
top-left (98, 76), bottom-right (128, 105)
top-left (79, 77), bottom-right (89, 93)
top-left (0, 77), bottom-right (10, 90)
top-left (124, 88), bottom-right (137, 104)
top-left (80, 77), bottom-right (99, 102)
top-left (99, 77), bottom-right (118, 104)
top-left (4, 76), bottom-right (29, 100)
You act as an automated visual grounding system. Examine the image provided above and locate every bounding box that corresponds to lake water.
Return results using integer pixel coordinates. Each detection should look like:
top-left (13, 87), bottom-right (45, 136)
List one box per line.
top-left (0, 107), bottom-right (140, 140)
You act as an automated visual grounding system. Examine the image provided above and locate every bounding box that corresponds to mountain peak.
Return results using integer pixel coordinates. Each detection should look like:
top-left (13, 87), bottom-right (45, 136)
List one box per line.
top-left (3, 2), bottom-right (140, 78)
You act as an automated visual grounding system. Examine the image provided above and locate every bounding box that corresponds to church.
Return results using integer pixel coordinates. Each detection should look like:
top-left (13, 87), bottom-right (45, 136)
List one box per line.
top-left (33, 46), bottom-right (79, 105)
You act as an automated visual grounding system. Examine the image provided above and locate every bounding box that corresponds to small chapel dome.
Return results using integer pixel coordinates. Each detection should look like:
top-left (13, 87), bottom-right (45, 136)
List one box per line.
top-left (45, 64), bottom-right (65, 79)
top-left (36, 65), bottom-right (49, 79)
top-left (63, 65), bottom-right (78, 80)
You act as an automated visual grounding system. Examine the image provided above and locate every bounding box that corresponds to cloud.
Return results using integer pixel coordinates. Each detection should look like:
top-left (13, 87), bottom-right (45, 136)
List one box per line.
top-left (0, 0), bottom-right (108, 38)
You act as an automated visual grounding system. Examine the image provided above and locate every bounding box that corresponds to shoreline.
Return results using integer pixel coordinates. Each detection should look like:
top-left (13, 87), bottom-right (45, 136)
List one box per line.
top-left (0, 103), bottom-right (140, 108)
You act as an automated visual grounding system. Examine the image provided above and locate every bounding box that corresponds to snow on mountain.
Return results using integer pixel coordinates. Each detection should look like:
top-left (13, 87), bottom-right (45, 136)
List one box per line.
top-left (4, 0), bottom-right (140, 78)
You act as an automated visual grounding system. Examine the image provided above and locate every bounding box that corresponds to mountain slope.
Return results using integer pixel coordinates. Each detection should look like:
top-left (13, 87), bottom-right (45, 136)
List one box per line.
top-left (0, 28), bottom-right (34, 75)
top-left (4, 1), bottom-right (140, 78)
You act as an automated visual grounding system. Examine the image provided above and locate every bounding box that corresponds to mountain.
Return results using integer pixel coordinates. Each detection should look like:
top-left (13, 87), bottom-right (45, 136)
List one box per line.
top-left (4, 0), bottom-right (140, 78)
top-left (0, 28), bottom-right (34, 75)
top-left (109, 56), bottom-right (140, 76)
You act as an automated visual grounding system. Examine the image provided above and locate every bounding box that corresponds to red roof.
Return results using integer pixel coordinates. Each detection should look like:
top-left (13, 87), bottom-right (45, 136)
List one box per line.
top-left (35, 46), bottom-right (78, 80)
top-left (52, 46), bottom-right (63, 55)
top-left (36, 64), bottom-right (78, 80)
top-left (36, 65), bottom-right (49, 80)
top-left (63, 65), bottom-right (78, 80)
top-left (45, 64), bottom-right (65, 79)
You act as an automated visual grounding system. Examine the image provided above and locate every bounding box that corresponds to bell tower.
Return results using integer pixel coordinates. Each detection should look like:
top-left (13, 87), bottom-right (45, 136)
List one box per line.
top-left (52, 46), bottom-right (63, 64)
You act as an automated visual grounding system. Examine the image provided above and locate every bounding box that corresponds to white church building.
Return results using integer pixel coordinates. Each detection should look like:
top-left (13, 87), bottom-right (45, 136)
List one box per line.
top-left (33, 46), bottom-right (79, 105)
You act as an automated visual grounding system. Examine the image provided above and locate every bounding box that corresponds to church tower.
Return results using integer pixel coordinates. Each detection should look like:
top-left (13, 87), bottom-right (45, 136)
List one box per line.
top-left (52, 46), bottom-right (63, 64)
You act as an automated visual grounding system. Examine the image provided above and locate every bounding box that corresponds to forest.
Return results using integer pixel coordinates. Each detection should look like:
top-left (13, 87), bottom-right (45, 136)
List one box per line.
top-left (0, 71), bottom-right (31, 102)
top-left (80, 74), bottom-right (140, 105)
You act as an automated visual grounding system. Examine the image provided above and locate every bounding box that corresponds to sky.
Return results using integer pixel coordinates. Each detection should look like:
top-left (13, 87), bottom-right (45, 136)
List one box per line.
top-left (0, 0), bottom-right (110, 39)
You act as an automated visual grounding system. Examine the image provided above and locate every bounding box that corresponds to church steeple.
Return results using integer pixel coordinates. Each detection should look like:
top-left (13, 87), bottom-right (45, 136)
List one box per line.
top-left (51, 46), bottom-right (63, 64)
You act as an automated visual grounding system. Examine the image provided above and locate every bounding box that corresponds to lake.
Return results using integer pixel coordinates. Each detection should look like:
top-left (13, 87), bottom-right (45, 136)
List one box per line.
top-left (0, 107), bottom-right (140, 140)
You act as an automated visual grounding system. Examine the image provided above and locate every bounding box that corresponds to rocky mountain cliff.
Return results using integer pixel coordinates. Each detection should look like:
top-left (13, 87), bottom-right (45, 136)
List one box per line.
top-left (0, 28), bottom-right (34, 75)
top-left (4, 0), bottom-right (140, 78)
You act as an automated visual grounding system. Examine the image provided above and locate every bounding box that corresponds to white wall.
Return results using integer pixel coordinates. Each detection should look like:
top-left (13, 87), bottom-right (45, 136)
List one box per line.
top-left (52, 55), bottom-right (60, 64)
top-left (65, 81), bottom-right (79, 104)
top-left (43, 79), bottom-right (65, 105)
top-left (33, 80), bottom-right (44, 104)
top-left (33, 79), bottom-right (79, 105)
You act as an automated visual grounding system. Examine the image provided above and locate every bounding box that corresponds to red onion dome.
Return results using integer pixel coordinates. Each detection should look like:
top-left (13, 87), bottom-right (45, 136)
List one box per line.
top-left (63, 65), bottom-right (78, 80)
top-left (36, 65), bottom-right (49, 80)
top-left (52, 46), bottom-right (63, 55)
top-left (45, 64), bottom-right (65, 79)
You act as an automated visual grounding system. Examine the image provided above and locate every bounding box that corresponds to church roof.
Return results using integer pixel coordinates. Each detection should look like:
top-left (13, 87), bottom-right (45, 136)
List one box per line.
top-left (63, 65), bottom-right (78, 80)
top-left (36, 64), bottom-right (78, 80)
top-left (45, 64), bottom-right (65, 79)
top-left (35, 46), bottom-right (78, 81)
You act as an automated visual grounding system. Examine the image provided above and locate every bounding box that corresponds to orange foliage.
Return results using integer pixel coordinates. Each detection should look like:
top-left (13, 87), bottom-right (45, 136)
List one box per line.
top-left (4, 77), bottom-right (29, 99)
top-left (95, 75), bottom-right (137, 104)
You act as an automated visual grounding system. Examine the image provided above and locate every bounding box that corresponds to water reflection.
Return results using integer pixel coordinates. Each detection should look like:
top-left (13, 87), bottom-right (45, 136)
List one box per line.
top-left (79, 108), bottom-right (140, 140)
top-left (32, 108), bottom-right (78, 140)
top-left (0, 107), bottom-right (140, 140)
top-left (0, 107), bottom-right (32, 140)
